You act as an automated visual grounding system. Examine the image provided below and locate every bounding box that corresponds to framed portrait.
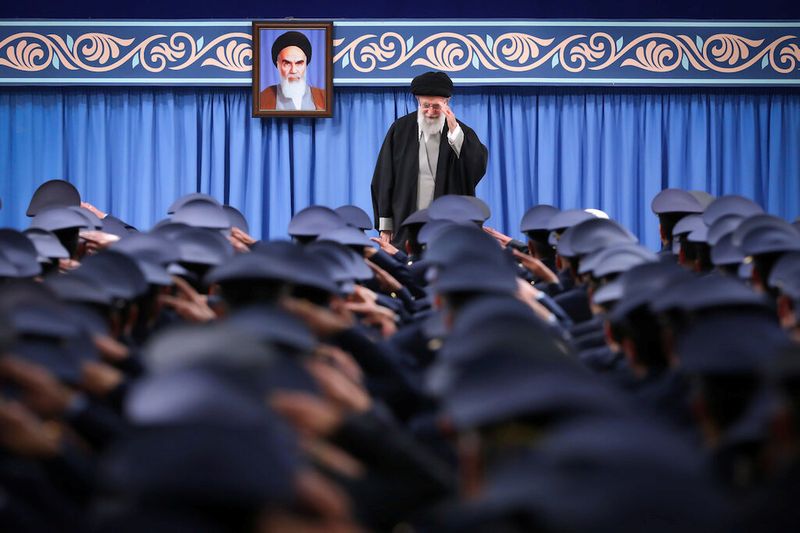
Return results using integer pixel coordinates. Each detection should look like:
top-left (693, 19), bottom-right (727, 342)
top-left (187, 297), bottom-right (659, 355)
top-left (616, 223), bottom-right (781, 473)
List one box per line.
top-left (252, 21), bottom-right (333, 118)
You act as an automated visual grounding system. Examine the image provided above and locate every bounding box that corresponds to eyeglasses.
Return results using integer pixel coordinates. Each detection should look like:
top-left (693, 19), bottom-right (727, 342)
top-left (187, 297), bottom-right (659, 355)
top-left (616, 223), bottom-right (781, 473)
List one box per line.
top-left (419, 103), bottom-right (444, 110)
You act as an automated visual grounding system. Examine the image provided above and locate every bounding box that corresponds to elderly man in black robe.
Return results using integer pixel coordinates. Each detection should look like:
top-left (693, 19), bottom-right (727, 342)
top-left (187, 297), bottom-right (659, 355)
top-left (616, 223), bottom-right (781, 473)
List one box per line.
top-left (370, 71), bottom-right (489, 246)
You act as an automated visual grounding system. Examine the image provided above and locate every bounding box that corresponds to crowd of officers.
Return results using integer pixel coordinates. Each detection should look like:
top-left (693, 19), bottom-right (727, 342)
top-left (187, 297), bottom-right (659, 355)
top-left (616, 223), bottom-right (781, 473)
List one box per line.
top-left (1, 180), bottom-right (800, 532)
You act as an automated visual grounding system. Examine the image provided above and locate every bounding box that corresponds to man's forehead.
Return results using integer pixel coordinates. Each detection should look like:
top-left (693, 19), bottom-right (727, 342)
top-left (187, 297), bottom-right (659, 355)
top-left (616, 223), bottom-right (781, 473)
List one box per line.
top-left (417, 95), bottom-right (448, 105)
top-left (278, 46), bottom-right (307, 62)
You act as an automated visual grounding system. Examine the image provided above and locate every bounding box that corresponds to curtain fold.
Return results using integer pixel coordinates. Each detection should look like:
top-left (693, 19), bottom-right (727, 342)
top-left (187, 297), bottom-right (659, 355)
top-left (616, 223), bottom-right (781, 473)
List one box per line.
top-left (1, 86), bottom-right (798, 249)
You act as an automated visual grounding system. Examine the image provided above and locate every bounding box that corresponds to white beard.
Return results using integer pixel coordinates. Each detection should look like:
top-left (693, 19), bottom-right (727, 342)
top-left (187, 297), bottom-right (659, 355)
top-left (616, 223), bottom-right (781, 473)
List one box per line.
top-left (417, 108), bottom-right (446, 141)
top-left (280, 73), bottom-right (308, 109)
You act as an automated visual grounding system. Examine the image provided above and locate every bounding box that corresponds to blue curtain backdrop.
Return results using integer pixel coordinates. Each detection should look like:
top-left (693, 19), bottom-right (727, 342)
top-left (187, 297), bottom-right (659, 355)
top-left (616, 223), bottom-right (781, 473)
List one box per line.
top-left (1, 86), bottom-right (798, 250)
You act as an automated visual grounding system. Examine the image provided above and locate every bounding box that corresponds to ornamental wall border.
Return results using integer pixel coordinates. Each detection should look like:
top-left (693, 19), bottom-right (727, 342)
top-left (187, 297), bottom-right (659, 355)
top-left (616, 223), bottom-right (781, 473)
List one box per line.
top-left (0, 20), bottom-right (797, 86)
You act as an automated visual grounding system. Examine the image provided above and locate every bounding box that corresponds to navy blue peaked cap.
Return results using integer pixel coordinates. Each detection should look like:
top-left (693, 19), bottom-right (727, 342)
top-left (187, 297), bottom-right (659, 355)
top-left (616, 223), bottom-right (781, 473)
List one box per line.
top-left (172, 199), bottom-right (231, 230)
top-left (568, 218), bottom-right (637, 258)
top-left (143, 322), bottom-right (275, 374)
top-left (206, 248), bottom-right (311, 286)
top-left (423, 223), bottom-right (502, 265)
top-left (223, 205), bottom-right (250, 234)
top-left (607, 262), bottom-right (692, 323)
top-left (150, 220), bottom-right (191, 240)
top-left (555, 224), bottom-right (579, 258)
top-left (651, 188), bottom-right (705, 215)
top-left (113, 232), bottom-right (181, 266)
top-left (465, 195), bottom-right (491, 220)
top-left (68, 206), bottom-right (103, 230)
top-left (250, 240), bottom-right (338, 294)
top-left (44, 271), bottom-right (115, 307)
top-left (687, 224), bottom-right (710, 244)
top-left (77, 250), bottom-right (149, 300)
top-left (428, 194), bottom-right (488, 223)
top-left (707, 214), bottom-right (744, 246)
top-left (30, 206), bottom-right (90, 232)
top-left (112, 233), bottom-right (179, 286)
top-left (11, 334), bottom-right (99, 386)
top-left (418, 219), bottom-right (464, 246)
top-left (579, 243), bottom-right (657, 278)
top-left (437, 295), bottom-right (574, 367)
top-left (442, 359), bottom-right (626, 431)
top-left (317, 225), bottom-right (374, 248)
top-left (26, 179), bottom-right (81, 216)
top-left (166, 192), bottom-right (220, 215)
top-left (174, 227), bottom-right (234, 266)
top-left (401, 208), bottom-right (430, 228)
top-left (99, 420), bottom-right (299, 509)
top-left (0, 229), bottom-right (42, 277)
top-left (334, 205), bottom-right (373, 230)
top-left (703, 195), bottom-right (764, 226)
top-left (672, 213), bottom-right (705, 238)
top-left (22, 228), bottom-right (69, 259)
top-left (101, 215), bottom-right (137, 238)
top-left (711, 233), bottom-right (745, 266)
top-left (689, 190), bottom-right (716, 209)
top-left (677, 311), bottom-right (788, 374)
top-left (469, 418), bottom-right (727, 533)
top-left (288, 205), bottom-right (346, 238)
top-left (650, 273), bottom-right (768, 315)
top-left (731, 214), bottom-right (794, 247)
top-left (592, 278), bottom-right (624, 306)
top-left (546, 208), bottom-right (595, 231)
top-left (305, 240), bottom-right (372, 291)
top-left (520, 204), bottom-right (560, 233)
top-left (0, 251), bottom-right (19, 278)
top-left (740, 225), bottom-right (800, 256)
top-left (433, 254), bottom-right (519, 296)
top-left (769, 251), bottom-right (800, 299)
top-left (225, 305), bottom-right (316, 356)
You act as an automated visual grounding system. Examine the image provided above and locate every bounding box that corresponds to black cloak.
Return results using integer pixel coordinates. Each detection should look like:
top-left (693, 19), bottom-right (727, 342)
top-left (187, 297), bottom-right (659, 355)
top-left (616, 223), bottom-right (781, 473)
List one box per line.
top-left (370, 111), bottom-right (489, 245)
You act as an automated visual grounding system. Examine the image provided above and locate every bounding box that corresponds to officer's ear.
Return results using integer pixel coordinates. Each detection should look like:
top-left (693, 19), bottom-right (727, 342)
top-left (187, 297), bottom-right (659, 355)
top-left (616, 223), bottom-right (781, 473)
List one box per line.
top-left (777, 294), bottom-right (798, 330)
top-left (620, 337), bottom-right (638, 369)
top-left (456, 430), bottom-right (483, 500)
top-left (690, 388), bottom-right (718, 446)
top-left (769, 403), bottom-right (795, 450)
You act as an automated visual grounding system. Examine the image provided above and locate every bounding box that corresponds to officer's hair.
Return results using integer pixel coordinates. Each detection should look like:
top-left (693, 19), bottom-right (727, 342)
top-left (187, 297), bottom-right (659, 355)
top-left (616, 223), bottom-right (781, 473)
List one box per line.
top-left (54, 227), bottom-right (80, 258)
top-left (291, 284), bottom-right (332, 306)
top-left (440, 290), bottom-right (488, 316)
top-left (780, 376), bottom-right (800, 431)
top-left (752, 252), bottom-right (785, 299)
top-left (218, 279), bottom-right (286, 310)
top-left (525, 230), bottom-right (555, 259)
top-left (179, 262), bottom-right (213, 292)
top-left (293, 235), bottom-right (317, 245)
top-left (407, 225), bottom-right (424, 256)
top-left (694, 374), bottom-right (759, 432)
top-left (684, 241), bottom-right (713, 272)
top-left (617, 307), bottom-right (669, 370)
top-left (659, 212), bottom-right (692, 245)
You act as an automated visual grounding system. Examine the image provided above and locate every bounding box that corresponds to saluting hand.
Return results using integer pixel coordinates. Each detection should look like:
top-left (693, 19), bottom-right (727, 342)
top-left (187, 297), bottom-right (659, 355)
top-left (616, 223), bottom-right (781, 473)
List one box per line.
top-left (443, 102), bottom-right (458, 133)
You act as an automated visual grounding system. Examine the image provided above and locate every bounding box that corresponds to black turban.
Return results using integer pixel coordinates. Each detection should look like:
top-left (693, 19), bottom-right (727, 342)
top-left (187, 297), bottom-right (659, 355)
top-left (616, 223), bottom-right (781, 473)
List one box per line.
top-left (271, 31), bottom-right (312, 67)
top-left (410, 71), bottom-right (453, 97)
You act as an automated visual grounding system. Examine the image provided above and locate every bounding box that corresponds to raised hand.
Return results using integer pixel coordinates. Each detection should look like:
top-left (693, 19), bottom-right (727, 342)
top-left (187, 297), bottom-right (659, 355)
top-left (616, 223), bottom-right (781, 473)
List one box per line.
top-left (442, 101), bottom-right (458, 133)
top-left (158, 276), bottom-right (217, 323)
top-left (512, 248), bottom-right (559, 284)
top-left (370, 236), bottom-right (399, 256)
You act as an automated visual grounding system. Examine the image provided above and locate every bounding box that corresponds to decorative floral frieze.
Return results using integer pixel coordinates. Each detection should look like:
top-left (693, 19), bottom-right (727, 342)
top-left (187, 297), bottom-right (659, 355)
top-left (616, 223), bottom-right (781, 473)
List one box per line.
top-left (0, 22), bottom-right (797, 85)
